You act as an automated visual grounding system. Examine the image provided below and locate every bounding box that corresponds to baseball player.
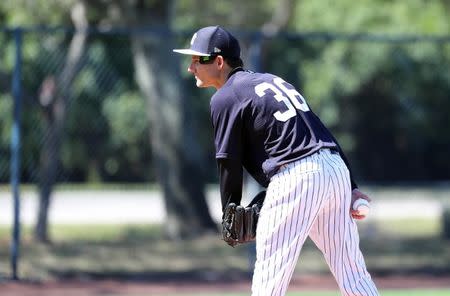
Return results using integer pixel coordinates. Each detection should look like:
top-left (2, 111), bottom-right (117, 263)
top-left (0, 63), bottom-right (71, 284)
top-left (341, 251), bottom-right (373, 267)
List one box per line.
top-left (173, 25), bottom-right (379, 296)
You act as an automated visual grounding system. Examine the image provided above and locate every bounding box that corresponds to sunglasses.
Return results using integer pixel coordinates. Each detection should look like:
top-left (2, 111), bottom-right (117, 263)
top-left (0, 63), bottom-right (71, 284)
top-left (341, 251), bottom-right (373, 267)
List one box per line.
top-left (198, 55), bottom-right (217, 64)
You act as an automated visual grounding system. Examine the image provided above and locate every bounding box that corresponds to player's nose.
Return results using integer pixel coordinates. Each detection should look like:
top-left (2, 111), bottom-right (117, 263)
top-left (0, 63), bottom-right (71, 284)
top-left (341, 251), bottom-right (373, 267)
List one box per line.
top-left (188, 62), bottom-right (195, 73)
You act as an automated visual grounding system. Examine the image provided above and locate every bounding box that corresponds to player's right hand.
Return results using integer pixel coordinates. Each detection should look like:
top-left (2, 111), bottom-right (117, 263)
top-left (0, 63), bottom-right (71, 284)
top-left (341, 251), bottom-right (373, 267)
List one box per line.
top-left (350, 189), bottom-right (371, 220)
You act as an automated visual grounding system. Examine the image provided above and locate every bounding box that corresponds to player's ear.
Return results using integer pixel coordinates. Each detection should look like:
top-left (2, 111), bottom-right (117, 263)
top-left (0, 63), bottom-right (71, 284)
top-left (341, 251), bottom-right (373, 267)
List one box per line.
top-left (216, 55), bottom-right (225, 68)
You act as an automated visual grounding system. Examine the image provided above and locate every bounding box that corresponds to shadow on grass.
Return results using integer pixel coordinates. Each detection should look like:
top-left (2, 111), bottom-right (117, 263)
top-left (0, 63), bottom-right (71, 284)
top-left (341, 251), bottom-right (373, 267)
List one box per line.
top-left (360, 236), bottom-right (450, 276)
top-left (1, 224), bottom-right (449, 283)
top-left (47, 268), bottom-right (253, 283)
top-left (362, 237), bottom-right (450, 258)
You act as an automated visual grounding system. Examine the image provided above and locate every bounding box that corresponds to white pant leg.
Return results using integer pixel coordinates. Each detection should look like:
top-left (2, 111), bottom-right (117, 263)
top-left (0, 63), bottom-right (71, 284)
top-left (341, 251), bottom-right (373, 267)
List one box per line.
top-left (308, 151), bottom-right (379, 296)
top-left (251, 155), bottom-right (329, 296)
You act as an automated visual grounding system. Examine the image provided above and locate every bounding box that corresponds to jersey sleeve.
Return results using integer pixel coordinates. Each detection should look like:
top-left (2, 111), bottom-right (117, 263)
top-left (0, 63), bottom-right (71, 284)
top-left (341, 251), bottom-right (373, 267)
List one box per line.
top-left (210, 89), bottom-right (246, 211)
top-left (217, 158), bottom-right (243, 211)
top-left (210, 91), bottom-right (243, 160)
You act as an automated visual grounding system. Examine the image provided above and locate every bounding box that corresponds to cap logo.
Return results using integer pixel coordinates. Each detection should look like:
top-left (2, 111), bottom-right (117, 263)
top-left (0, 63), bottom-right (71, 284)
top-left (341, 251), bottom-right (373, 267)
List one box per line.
top-left (190, 33), bottom-right (197, 45)
top-left (213, 47), bottom-right (221, 53)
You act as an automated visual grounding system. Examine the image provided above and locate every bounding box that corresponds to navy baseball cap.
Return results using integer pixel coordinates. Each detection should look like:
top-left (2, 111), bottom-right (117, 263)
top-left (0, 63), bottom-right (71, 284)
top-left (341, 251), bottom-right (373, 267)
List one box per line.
top-left (173, 26), bottom-right (240, 58)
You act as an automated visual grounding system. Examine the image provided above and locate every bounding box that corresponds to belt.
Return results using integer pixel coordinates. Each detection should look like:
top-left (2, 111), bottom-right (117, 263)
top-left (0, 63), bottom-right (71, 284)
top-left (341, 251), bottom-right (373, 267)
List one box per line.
top-left (276, 148), bottom-right (339, 173)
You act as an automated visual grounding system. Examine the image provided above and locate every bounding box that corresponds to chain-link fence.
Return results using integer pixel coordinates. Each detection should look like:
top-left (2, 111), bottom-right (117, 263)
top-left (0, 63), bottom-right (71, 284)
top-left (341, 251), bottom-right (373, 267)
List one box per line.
top-left (1, 28), bottom-right (450, 186)
top-left (1, 26), bottom-right (450, 281)
top-left (1, 29), bottom-right (152, 185)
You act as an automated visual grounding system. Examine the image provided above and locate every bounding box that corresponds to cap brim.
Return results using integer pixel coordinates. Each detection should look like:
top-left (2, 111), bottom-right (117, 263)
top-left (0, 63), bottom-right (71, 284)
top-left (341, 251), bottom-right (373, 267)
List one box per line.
top-left (172, 49), bottom-right (210, 56)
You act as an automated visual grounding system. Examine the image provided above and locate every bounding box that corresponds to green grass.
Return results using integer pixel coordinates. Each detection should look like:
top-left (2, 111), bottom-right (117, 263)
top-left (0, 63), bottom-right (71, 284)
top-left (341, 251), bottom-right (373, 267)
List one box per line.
top-left (2, 186), bottom-right (449, 295)
top-left (149, 290), bottom-right (450, 296)
top-left (372, 218), bottom-right (442, 237)
top-left (0, 217), bottom-right (441, 241)
top-left (1, 220), bottom-right (449, 284)
top-left (378, 291), bottom-right (450, 296)
top-left (0, 224), bottom-right (251, 280)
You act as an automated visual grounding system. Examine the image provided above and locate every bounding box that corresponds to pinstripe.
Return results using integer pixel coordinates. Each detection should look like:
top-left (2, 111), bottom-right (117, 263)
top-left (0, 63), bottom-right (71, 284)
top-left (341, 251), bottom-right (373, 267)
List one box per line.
top-left (273, 171), bottom-right (296, 296)
top-left (328, 154), bottom-right (378, 296)
top-left (277, 166), bottom-right (306, 295)
top-left (268, 174), bottom-right (284, 291)
top-left (326, 159), bottom-right (339, 269)
top-left (252, 149), bottom-right (379, 296)
top-left (330, 165), bottom-right (344, 272)
top-left (342, 256), bottom-right (355, 295)
top-left (283, 163), bottom-right (327, 294)
top-left (348, 222), bottom-right (372, 296)
top-left (335, 166), bottom-right (348, 290)
top-left (347, 236), bottom-right (366, 295)
top-left (271, 170), bottom-right (291, 296)
top-left (278, 166), bottom-right (304, 294)
top-left (337, 167), bottom-right (348, 287)
top-left (270, 186), bottom-right (283, 296)
top-left (280, 170), bottom-right (319, 295)
top-left (351, 221), bottom-right (377, 295)
top-left (258, 181), bottom-right (276, 294)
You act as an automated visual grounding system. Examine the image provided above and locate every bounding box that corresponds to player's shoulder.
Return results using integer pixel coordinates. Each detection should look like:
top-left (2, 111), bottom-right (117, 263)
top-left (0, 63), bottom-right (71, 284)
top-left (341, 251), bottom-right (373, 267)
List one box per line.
top-left (225, 70), bottom-right (279, 96)
top-left (211, 70), bottom-right (252, 105)
top-left (230, 70), bottom-right (277, 87)
top-left (210, 70), bottom-right (278, 110)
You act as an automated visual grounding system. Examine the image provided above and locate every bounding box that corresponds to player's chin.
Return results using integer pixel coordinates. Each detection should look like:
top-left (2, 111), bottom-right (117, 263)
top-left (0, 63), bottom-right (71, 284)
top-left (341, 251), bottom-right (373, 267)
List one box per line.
top-left (195, 78), bottom-right (205, 88)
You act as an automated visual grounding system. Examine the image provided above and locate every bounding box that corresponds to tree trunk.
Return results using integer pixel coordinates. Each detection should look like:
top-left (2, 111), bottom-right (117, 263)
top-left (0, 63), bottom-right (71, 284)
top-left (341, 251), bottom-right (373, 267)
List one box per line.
top-left (35, 1), bottom-right (88, 243)
top-left (36, 76), bottom-right (60, 243)
top-left (114, 0), bottom-right (216, 239)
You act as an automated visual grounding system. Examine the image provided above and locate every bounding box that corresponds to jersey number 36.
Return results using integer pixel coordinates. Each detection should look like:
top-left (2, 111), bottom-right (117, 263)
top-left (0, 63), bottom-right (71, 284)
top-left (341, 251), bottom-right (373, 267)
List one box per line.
top-left (255, 77), bottom-right (310, 122)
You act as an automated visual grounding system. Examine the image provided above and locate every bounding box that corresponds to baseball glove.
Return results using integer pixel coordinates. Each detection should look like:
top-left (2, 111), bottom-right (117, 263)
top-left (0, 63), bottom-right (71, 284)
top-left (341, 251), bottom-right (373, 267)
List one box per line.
top-left (222, 190), bottom-right (266, 247)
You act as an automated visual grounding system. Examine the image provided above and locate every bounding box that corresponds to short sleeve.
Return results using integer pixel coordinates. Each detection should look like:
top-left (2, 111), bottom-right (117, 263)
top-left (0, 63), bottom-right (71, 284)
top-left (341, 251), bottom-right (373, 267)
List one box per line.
top-left (210, 92), bottom-right (243, 160)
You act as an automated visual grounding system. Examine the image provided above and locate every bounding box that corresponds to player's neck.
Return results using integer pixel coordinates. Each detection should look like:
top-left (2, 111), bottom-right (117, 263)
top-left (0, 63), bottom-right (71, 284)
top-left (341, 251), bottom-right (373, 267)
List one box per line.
top-left (213, 66), bottom-right (234, 89)
top-left (216, 67), bottom-right (242, 89)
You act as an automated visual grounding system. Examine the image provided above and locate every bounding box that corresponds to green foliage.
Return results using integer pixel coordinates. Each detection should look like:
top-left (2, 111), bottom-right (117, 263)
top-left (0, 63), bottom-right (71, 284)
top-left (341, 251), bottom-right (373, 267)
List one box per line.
top-left (103, 93), bottom-right (147, 149)
top-left (0, 24), bottom-right (152, 183)
top-left (174, 0), bottom-right (274, 29)
top-left (0, 0), bottom-right (75, 26)
top-left (258, 0), bottom-right (450, 181)
top-left (0, 95), bottom-right (12, 182)
top-left (101, 91), bottom-right (152, 181)
top-left (0, 94), bottom-right (12, 146)
top-left (294, 0), bottom-right (450, 34)
top-left (59, 36), bottom-right (151, 183)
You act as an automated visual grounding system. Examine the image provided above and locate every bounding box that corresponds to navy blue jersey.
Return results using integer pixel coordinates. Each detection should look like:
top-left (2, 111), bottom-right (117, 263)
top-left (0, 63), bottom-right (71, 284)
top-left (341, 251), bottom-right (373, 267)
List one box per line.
top-left (211, 69), bottom-right (345, 187)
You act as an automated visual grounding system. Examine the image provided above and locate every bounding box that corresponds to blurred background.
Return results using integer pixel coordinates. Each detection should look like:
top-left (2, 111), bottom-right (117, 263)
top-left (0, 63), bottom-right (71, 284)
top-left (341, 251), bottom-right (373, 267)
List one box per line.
top-left (0, 0), bottom-right (449, 293)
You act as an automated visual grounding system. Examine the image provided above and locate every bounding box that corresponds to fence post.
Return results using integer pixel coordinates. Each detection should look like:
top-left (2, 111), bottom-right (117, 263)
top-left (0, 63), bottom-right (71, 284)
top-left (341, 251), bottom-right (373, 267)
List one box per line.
top-left (10, 27), bottom-right (23, 281)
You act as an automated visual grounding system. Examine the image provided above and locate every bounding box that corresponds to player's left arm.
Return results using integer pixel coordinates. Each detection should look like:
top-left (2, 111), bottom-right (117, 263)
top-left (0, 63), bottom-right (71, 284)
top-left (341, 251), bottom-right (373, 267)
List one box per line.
top-left (217, 158), bottom-right (243, 213)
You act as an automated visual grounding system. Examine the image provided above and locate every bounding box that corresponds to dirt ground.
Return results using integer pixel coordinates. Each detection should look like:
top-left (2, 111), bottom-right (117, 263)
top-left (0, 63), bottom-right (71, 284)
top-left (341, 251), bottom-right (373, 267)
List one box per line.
top-left (1, 274), bottom-right (450, 296)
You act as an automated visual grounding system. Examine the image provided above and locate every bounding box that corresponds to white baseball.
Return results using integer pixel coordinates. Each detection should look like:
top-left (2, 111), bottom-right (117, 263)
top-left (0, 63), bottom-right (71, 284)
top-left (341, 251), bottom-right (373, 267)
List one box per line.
top-left (353, 198), bottom-right (370, 216)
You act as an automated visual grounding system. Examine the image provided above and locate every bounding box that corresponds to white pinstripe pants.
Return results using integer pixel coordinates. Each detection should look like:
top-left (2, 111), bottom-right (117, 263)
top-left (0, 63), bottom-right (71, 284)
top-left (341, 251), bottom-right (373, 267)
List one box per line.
top-left (252, 149), bottom-right (379, 296)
